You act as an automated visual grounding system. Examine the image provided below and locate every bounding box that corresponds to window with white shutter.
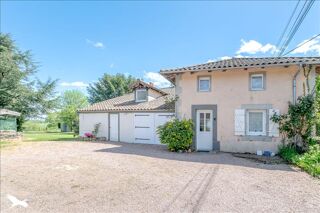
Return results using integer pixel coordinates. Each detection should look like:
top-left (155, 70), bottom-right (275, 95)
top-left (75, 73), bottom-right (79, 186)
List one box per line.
top-left (246, 110), bottom-right (266, 136)
top-left (234, 109), bottom-right (245, 135)
top-left (268, 109), bottom-right (280, 137)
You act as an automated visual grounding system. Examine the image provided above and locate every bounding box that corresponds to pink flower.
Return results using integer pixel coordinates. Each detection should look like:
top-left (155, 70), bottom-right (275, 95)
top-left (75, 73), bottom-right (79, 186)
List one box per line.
top-left (84, 132), bottom-right (93, 138)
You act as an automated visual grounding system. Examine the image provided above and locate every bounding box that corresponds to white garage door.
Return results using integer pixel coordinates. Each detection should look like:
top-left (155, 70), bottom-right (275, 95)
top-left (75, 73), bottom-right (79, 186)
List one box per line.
top-left (134, 113), bottom-right (174, 144)
top-left (154, 113), bottom-right (175, 144)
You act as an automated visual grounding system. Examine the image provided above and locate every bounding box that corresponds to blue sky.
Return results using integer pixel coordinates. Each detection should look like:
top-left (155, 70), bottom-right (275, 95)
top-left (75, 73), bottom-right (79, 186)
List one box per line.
top-left (1, 1), bottom-right (320, 92)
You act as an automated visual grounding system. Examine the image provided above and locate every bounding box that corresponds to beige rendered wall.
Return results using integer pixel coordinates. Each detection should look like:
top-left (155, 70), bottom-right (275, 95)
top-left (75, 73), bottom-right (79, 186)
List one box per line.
top-left (119, 113), bottom-right (135, 143)
top-left (175, 65), bottom-right (316, 153)
top-left (79, 113), bottom-right (108, 137)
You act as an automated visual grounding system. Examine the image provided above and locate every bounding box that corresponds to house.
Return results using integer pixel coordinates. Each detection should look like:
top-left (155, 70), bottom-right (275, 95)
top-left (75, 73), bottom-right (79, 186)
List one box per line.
top-left (78, 80), bottom-right (175, 144)
top-left (160, 57), bottom-right (320, 153)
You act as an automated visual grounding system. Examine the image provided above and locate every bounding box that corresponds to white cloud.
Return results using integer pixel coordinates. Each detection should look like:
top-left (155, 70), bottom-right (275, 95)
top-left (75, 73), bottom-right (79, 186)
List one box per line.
top-left (60, 81), bottom-right (89, 88)
top-left (207, 59), bottom-right (215, 63)
top-left (109, 63), bottom-right (114, 68)
top-left (236, 39), bottom-right (277, 54)
top-left (86, 39), bottom-right (104, 49)
top-left (292, 37), bottom-right (320, 55)
top-left (143, 72), bottom-right (171, 88)
top-left (220, 56), bottom-right (232, 60)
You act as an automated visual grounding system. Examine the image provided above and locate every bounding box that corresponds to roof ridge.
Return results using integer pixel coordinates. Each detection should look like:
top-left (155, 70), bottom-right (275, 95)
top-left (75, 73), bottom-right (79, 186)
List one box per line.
top-left (160, 56), bottom-right (320, 74)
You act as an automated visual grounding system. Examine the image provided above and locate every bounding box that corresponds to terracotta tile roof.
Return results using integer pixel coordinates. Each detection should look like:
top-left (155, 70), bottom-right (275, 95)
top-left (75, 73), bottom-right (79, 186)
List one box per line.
top-left (160, 57), bottom-right (320, 74)
top-left (78, 87), bottom-right (175, 113)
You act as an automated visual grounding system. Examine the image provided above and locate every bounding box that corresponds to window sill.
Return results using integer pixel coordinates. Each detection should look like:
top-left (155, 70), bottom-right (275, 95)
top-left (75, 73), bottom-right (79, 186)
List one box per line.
top-left (250, 88), bottom-right (265, 91)
top-left (240, 135), bottom-right (272, 142)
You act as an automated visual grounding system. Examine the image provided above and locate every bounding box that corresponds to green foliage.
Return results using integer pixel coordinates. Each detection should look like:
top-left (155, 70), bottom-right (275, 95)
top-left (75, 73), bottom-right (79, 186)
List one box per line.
top-left (271, 94), bottom-right (316, 151)
top-left (87, 73), bottom-right (136, 104)
top-left (315, 76), bottom-right (320, 135)
top-left (278, 145), bottom-right (299, 162)
top-left (45, 112), bottom-right (60, 131)
top-left (279, 144), bottom-right (320, 178)
top-left (23, 120), bottom-right (48, 132)
top-left (157, 119), bottom-right (193, 152)
top-left (59, 90), bottom-right (89, 133)
top-left (0, 33), bottom-right (58, 130)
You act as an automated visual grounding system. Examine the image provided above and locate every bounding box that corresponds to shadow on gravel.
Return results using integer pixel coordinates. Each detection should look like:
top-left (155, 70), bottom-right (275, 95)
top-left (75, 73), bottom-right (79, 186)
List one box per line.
top-left (94, 141), bottom-right (294, 172)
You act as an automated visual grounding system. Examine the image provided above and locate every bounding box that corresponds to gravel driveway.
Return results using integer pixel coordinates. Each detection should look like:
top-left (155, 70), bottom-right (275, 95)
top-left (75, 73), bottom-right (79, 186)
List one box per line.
top-left (1, 141), bottom-right (320, 212)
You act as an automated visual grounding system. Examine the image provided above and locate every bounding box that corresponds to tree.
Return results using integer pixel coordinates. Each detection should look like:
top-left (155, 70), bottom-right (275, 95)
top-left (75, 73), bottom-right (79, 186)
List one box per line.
top-left (87, 73), bottom-right (136, 103)
top-left (0, 33), bottom-right (58, 130)
top-left (59, 90), bottom-right (89, 133)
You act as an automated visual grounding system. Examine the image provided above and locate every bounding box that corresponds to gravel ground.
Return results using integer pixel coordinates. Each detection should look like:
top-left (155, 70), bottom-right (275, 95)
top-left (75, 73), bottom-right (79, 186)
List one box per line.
top-left (1, 141), bottom-right (320, 212)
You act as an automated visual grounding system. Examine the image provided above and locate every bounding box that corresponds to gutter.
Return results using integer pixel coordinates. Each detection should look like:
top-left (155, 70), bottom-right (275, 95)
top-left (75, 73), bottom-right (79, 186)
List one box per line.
top-left (293, 64), bottom-right (303, 104)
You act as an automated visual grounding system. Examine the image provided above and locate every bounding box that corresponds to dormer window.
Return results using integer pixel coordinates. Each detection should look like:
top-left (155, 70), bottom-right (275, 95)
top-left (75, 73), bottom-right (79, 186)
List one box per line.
top-left (136, 89), bottom-right (148, 102)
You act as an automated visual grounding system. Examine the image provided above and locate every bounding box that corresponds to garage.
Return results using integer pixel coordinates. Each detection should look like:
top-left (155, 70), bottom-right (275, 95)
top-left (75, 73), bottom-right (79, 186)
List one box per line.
top-left (78, 80), bottom-right (175, 144)
top-left (134, 113), bottom-right (174, 144)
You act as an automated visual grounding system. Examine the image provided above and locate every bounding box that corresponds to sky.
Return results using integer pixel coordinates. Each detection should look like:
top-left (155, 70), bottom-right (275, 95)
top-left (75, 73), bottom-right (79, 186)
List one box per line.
top-left (1, 1), bottom-right (320, 93)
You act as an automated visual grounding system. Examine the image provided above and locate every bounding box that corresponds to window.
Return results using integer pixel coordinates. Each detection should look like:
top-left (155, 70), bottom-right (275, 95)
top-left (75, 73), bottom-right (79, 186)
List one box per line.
top-left (250, 74), bottom-right (264, 90)
top-left (198, 77), bottom-right (211, 92)
top-left (199, 112), bottom-right (211, 132)
top-left (246, 110), bottom-right (266, 136)
top-left (136, 89), bottom-right (147, 102)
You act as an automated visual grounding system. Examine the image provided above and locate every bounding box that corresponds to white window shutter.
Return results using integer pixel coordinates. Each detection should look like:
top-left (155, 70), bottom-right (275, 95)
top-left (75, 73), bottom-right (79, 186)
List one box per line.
top-left (234, 109), bottom-right (245, 136)
top-left (268, 109), bottom-right (280, 137)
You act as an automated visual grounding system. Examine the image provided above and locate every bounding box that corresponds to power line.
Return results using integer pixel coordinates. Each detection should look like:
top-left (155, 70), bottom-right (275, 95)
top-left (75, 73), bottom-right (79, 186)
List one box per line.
top-left (282, 33), bottom-right (320, 56)
top-left (278, 0), bottom-right (316, 56)
top-left (275, 0), bottom-right (301, 50)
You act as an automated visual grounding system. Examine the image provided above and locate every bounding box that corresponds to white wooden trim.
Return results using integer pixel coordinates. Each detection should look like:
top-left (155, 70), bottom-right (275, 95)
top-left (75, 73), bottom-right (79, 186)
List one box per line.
top-left (268, 109), bottom-right (280, 137)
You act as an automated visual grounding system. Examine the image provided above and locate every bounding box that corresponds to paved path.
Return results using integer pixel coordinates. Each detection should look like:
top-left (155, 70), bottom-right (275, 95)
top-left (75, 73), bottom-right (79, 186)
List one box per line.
top-left (1, 141), bottom-right (319, 212)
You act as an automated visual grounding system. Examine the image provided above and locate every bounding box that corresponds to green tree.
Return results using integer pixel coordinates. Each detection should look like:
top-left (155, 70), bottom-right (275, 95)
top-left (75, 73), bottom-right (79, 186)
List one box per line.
top-left (59, 90), bottom-right (89, 133)
top-left (0, 33), bottom-right (58, 130)
top-left (87, 73), bottom-right (136, 103)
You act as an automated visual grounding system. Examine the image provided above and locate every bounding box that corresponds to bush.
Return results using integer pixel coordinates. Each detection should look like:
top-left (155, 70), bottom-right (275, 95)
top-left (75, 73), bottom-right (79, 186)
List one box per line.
top-left (271, 94), bottom-right (316, 151)
top-left (157, 119), bottom-right (193, 152)
top-left (296, 144), bottom-right (320, 177)
top-left (279, 144), bottom-right (320, 178)
top-left (278, 145), bottom-right (299, 163)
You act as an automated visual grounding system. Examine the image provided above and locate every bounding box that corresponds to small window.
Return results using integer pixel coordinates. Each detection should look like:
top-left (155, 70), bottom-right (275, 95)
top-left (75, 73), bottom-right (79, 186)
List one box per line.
top-left (250, 74), bottom-right (264, 90)
top-left (246, 110), bottom-right (266, 136)
top-left (199, 112), bottom-right (211, 132)
top-left (198, 77), bottom-right (211, 92)
top-left (136, 89), bottom-right (147, 102)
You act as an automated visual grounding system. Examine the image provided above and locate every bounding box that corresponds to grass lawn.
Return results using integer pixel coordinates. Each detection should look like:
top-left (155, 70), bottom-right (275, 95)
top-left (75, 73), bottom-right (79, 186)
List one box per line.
top-left (0, 141), bottom-right (19, 149)
top-left (0, 132), bottom-right (76, 150)
top-left (23, 131), bottom-right (76, 142)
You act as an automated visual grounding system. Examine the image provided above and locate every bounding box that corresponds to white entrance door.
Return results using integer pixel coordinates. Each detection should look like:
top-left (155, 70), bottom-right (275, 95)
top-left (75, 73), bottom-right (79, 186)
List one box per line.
top-left (196, 110), bottom-right (213, 151)
top-left (109, 114), bottom-right (119, 141)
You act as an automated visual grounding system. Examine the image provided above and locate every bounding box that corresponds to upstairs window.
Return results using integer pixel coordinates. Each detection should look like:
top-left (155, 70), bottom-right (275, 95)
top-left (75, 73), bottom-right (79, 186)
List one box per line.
top-left (250, 74), bottom-right (264, 90)
top-left (198, 76), bottom-right (211, 92)
top-left (136, 89), bottom-right (147, 102)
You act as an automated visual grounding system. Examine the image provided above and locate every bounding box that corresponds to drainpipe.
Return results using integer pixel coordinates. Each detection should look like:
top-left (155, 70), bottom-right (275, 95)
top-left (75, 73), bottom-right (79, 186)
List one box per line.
top-left (293, 64), bottom-right (303, 104)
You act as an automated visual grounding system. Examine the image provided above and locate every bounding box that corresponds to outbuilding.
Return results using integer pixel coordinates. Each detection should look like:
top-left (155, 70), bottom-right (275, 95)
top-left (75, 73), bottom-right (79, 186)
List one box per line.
top-left (78, 81), bottom-right (175, 144)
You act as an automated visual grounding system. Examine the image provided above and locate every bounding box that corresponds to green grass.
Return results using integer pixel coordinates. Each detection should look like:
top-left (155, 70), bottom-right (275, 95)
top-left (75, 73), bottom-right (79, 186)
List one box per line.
top-left (279, 144), bottom-right (320, 178)
top-left (0, 141), bottom-right (19, 149)
top-left (0, 132), bottom-right (77, 150)
top-left (23, 131), bottom-right (76, 142)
